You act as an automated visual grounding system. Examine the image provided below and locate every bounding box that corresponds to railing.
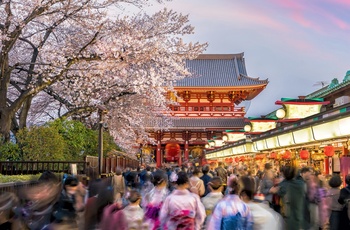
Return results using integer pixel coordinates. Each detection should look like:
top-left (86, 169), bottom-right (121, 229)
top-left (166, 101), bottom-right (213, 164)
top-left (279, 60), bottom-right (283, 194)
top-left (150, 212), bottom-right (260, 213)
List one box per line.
top-left (0, 161), bottom-right (86, 175)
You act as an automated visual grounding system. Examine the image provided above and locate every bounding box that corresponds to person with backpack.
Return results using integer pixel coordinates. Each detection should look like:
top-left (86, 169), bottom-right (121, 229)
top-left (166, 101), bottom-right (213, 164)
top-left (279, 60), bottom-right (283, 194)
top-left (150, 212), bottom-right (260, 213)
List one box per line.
top-left (189, 167), bottom-right (205, 197)
top-left (159, 171), bottom-right (206, 230)
top-left (338, 174), bottom-right (350, 230)
top-left (327, 174), bottom-right (343, 230)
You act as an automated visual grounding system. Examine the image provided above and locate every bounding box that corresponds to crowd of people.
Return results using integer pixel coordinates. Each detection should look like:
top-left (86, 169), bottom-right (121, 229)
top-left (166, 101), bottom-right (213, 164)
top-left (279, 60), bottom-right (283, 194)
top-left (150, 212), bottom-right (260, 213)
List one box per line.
top-left (0, 162), bottom-right (350, 230)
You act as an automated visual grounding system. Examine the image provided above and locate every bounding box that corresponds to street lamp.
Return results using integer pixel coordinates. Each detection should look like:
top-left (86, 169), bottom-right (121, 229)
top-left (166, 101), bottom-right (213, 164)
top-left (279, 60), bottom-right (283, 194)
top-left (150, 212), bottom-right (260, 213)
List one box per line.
top-left (97, 105), bottom-right (108, 176)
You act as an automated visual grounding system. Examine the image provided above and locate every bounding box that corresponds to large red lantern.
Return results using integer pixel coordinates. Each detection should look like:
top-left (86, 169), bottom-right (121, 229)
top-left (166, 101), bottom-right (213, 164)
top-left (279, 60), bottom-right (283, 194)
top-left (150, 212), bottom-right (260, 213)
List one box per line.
top-left (165, 143), bottom-right (181, 162)
top-left (235, 157), bottom-right (240, 163)
top-left (300, 149), bottom-right (309, 160)
top-left (324, 145), bottom-right (334, 157)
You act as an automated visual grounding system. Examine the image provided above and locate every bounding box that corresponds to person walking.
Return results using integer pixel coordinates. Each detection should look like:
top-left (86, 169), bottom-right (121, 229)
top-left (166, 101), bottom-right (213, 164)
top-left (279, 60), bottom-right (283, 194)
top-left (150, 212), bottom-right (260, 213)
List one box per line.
top-left (201, 177), bottom-right (224, 227)
top-left (143, 170), bottom-right (169, 230)
top-left (207, 175), bottom-right (253, 230)
top-left (338, 174), bottom-right (350, 230)
top-left (200, 165), bottom-right (212, 197)
top-left (159, 171), bottom-right (206, 230)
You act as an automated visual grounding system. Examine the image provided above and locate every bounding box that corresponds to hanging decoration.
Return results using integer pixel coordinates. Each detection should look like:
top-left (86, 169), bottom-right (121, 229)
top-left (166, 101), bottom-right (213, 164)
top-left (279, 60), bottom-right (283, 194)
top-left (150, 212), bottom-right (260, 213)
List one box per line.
top-left (269, 152), bottom-right (277, 159)
top-left (282, 150), bottom-right (291, 159)
top-left (324, 145), bottom-right (335, 157)
top-left (300, 149), bottom-right (309, 160)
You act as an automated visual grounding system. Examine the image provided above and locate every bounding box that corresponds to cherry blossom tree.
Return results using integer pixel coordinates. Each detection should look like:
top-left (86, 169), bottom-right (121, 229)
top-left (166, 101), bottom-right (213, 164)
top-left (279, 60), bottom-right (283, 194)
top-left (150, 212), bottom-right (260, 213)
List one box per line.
top-left (0, 0), bottom-right (207, 152)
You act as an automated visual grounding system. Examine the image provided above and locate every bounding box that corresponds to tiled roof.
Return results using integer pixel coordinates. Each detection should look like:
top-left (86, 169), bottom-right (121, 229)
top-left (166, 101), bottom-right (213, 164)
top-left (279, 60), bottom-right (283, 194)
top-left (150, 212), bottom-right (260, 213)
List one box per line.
top-left (170, 118), bottom-right (248, 128)
top-left (175, 54), bottom-right (268, 87)
top-left (306, 79), bottom-right (350, 99)
top-left (145, 117), bottom-right (248, 129)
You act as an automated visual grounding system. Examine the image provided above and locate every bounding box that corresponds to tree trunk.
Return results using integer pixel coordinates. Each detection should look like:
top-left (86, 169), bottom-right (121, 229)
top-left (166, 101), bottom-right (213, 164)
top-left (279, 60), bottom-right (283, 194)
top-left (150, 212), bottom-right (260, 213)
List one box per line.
top-left (19, 96), bottom-right (33, 129)
top-left (0, 108), bottom-right (13, 143)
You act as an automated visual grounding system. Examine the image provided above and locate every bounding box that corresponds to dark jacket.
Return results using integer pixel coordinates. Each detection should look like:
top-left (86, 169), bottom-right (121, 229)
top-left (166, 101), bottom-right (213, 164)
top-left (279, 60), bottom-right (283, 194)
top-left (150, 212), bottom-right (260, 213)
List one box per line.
top-left (338, 185), bottom-right (350, 230)
top-left (200, 174), bottom-right (212, 197)
top-left (278, 178), bottom-right (306, 230)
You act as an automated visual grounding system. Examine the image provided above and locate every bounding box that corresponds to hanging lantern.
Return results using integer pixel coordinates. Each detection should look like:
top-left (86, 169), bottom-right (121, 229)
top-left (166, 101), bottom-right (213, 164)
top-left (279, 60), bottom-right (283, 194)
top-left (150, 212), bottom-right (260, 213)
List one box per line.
top-left (225, 157), bottom-right (233, 163)
top-left (282, 150), bottom-right (291, 159)
top-left (269, 152), bottom-right (277, 159)
top-left (300, 149), bottom-right (309, 160)
top-left (324, 145), bottom-right (335, 157)
top-left (165, 143), bottom-right (181, 161)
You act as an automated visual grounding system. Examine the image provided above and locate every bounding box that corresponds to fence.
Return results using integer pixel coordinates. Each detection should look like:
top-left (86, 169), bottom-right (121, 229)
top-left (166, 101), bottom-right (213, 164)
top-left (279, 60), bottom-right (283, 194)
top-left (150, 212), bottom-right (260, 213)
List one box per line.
top-left (0, 161), bottom-right (86, 175)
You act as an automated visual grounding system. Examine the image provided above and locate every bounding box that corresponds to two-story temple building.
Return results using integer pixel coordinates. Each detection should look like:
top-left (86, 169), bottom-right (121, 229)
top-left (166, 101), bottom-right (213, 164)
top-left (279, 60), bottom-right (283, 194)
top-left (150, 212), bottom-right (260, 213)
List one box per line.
top-left (145, 53), bottom-right (268, 167)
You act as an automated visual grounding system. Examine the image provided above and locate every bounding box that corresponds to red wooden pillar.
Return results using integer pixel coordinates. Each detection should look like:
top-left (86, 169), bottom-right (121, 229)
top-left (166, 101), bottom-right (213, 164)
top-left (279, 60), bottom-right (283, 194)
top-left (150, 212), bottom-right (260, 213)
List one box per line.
top-left (182, 131), bottom-right (191, 161)
top-left (155, 131), bottom-right (163, 168)
top-left (156, 141), bottom-right (161, 168)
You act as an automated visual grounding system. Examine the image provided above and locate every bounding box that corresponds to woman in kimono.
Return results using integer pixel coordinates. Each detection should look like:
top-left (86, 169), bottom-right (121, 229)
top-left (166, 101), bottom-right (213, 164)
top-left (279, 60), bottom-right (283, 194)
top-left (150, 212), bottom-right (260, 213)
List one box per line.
top-left (207, 175), bottom-right (253, 230)
top-left (159, 171), bottom-right (206, 230)
top-left (142, 170), bottom-right (169, 230)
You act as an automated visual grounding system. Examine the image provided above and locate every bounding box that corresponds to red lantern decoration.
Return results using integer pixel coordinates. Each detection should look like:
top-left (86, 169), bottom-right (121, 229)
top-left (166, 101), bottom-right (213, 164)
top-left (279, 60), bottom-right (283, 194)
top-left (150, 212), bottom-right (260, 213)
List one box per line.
top-left (165, 143), bottom-right (181, 162)
top-left (269, 152), bottom-right (277, 159)
top-left (324, 145), bottom-right (334, 157)
top-left (299, 149), bottom-right (309, 160)
top-left (235, 157), bottom-right (240, 163)
top-left (282, 150), bottom-right (291, 159)
top-left (225, 157), bottom-right (233, 163)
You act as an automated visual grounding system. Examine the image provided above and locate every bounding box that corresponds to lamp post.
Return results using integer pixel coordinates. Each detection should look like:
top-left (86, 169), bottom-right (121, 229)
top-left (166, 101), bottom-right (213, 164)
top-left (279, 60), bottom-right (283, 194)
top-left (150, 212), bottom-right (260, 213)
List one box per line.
top-left (97, 105), bottom-right (108, 176)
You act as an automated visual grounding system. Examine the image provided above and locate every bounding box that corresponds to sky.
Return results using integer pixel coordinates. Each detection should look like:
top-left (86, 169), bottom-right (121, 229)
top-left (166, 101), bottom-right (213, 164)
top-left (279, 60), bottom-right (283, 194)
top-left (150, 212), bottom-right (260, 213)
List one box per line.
top-left (135, 0), bottom-right (350, 117)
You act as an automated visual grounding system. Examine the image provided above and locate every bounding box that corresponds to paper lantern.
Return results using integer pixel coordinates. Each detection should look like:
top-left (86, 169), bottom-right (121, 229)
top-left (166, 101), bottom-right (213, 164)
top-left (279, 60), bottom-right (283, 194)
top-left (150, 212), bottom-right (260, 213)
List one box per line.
top-left (165, 143), bottom-right (180, 161)
top-left (225, 157), bottom-right (233, 163)
top-left (300, 149), bottom-right (309, 160)
top-left (282, 150), bottom-right (291, 159)
top-left (235, 157), bottom-right (240, 163)
top-left (269, 152), bottom-right (277, 159)
top-left (324, 145), bottom-right (334, 157)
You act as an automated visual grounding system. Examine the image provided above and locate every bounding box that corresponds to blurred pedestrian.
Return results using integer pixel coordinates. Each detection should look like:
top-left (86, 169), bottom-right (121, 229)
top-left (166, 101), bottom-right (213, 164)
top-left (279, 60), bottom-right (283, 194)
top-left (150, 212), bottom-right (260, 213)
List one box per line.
top-left (240, 175), bottom-right (283, 230)
top-left (201, 176), bottom-right (223, 226)
top-left (143, 170), bottom-right (169, 230)
top-left (207, 174), bottom-right (253, 230)
top-left (277, 165), bottom-right (306, 230)
top-left (189, 167), bottom-right (205, 197)
top-left (159, 171), bottom-right (206, 230)
top-left (338, 174), bottom-right (350, 230)
top-left (200, 165), bottom-right (212, 197)
top-left (52, 176), bottom-right (79, 230)
top-left (121, 189), bottom-right (147, 229)
top-left (327, 174), bottom-right (343, 230)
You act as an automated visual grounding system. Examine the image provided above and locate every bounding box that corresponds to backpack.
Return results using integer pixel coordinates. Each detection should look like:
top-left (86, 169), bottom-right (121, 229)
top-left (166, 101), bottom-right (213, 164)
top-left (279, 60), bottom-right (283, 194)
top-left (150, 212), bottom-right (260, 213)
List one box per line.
top-left (189, 179), bottom-right (200, 196)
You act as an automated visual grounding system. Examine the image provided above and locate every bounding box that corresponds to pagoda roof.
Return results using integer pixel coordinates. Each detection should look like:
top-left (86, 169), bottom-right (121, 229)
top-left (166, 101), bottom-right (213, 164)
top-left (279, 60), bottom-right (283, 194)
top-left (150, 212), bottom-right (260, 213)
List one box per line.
top-left (145, 117), bottom-right (248, 130)
top-left (175, 53), bottom-right (268, 87)
top-left (170, 118), bottom-right (248, 129)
